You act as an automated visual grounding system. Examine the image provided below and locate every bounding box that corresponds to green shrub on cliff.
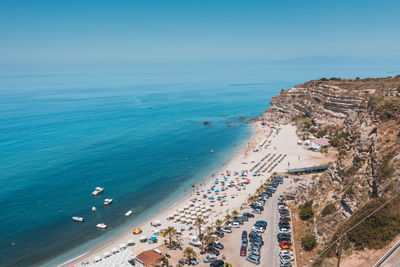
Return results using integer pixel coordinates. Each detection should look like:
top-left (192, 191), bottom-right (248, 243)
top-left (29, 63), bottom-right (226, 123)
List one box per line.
top-left (302, 234), bottom-right (317, 251)
top-left (321, 203), bottom-right (336, 217)
top-left (300, 200), bottom-right (314, 221)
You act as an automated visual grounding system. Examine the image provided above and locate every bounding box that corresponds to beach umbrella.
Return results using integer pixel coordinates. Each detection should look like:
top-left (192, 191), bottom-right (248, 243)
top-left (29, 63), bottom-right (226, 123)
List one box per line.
top-left (119, 243), bottom-right (127, 250)
top-left (103, 251), bottom-right (111, 257)
top-left (140, 236), bottom-right (147, 242)
top-left (112, 247), bottom-right (119, 254)
top-left (155, 220), bottom-right (161, 226)
top-left (94, 256), bottom-right (101, 262)
top-left (127, 239), bottom-right (135, 246)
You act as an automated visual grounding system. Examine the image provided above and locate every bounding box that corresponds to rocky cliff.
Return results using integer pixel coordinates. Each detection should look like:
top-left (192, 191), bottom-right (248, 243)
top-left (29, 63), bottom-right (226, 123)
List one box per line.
top-left (263, 76), bottom-right (400, 247)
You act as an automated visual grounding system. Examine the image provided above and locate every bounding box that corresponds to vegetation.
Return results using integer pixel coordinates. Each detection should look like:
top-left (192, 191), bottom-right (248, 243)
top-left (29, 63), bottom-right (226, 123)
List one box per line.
top-left (343, 165), bottom-right (359, 177)
top-left (377, 152), bottom-right (395, 180)
top-left (203, 235), bottom-right (215, 247)
top-left (369, 96), bottom-right (400, 121)
top-left (299, 200), bottom-right (314, 221)
top-left (321, 203), bottom-right (336, 217)
top-left (232, 210), bottom-right (239, 217)
top-left (301, 234), bottom-right (317, 251)
top-left (329, 128), bottom-right (348, 148)
top-left (194, 217), bottom-right (204, 238)
top-left (215, 219), bottom-right (223, 227)
top-left (183, 247), bottom-right (197, 261)
top-left (165, 226), bottom-right (176, 247)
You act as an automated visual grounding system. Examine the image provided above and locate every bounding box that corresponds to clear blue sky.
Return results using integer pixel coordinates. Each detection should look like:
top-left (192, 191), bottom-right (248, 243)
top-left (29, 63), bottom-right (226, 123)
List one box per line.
top-left (0, 0), bottom-right (399, 67)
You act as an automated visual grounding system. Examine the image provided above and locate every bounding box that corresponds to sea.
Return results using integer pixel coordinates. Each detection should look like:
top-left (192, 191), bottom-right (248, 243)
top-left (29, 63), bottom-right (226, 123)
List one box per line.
top-left (0, 63), bottom-right (397, 266)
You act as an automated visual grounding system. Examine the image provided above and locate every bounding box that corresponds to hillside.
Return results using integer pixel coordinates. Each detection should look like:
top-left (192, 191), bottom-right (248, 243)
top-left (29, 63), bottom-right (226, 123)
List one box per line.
top-left (263, 75), bottom-right (400, 265)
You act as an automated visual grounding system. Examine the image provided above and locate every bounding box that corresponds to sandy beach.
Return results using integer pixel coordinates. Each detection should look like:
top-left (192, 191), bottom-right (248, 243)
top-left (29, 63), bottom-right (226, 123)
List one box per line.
top-left (62, 121), bottom-right (331, 267)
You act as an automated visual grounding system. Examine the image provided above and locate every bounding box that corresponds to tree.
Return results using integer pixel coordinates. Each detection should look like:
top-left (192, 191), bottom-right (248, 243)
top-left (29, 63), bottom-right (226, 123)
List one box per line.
top-left (299, 201), bottom-right (314, 221)
top-left (301, 234), bottom-right (317, 251)
top-left (206, 226), bottom-right (214, 235)
top-left (215, 219), bottom-right (223, 227)
top-left (232, 210), bottom-right (239, 218)
top-left (224, 214), bottom-right (232, 222)
top-left (183, 247), bottom-right (197, 261)
top-left (248, 195), bottom-right (258, 203)
top-left (194, 217), bottom-right (205, 238)
top-left (165, 226), bottom-right (176, 247)
top-left (203, 235), bottom-right (216, 247)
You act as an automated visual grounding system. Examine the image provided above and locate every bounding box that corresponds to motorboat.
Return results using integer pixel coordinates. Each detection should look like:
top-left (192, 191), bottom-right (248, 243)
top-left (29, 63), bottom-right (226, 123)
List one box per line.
top-left (104, 199), bottom-right (113, 205)
top-left (92, 206), bottom-right (97, 211)
top-left (96, 223), bottom-right (107, 229)
top-left (92, 187), bottom-right (104, 196)
top-left (72, 216), bottom-right (84, 222)
top-left (125, 210), bottom-right (133, 217)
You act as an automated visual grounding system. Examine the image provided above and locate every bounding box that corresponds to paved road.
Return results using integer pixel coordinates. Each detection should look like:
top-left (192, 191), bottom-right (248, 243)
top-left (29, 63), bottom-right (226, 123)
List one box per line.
top-left (210, 178), bottom-right (293, 267)
top-left (378, 239), bottom-right (400, 267)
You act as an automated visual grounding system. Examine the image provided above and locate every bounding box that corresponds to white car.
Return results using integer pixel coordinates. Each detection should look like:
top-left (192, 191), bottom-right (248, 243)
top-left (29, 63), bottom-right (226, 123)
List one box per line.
top-left (280, 250), bottom-right (293, 257)
top-left (221, 227), bottom-right (232, 233)
top-left (203, 254), bottom-right (217, 263)
top-left (279, 228), bottom-right (291, 234)
top-left (252, 226), bottom-right (264, 233)
top-left (252, 209), bottom-right (262, 214)
top-left (229, 222), bottom-right (240, 228)
top-left (280, 254), bottom-right (294, 263)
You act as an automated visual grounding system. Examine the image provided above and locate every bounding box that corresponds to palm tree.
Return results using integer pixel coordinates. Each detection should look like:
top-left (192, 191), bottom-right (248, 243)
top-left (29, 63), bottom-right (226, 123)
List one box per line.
top-left (194, 217), bottom-right (204, 237)
top-left (165, 226), bottom-right (176, 247)
top-left (206, 225), bottom-right (214, 235)
top-left (203, 235), bottom-right (216, 247)
top-left (215, 219), bottom-right (222, 228)
top-left (232, 210), bottom-right (239, 218)
top-left (183, 247), bottom-right (196, 261)
top-left (224, 214), bottom-right (232, 222)
top-left (247, 194), bottom-right (258, 203)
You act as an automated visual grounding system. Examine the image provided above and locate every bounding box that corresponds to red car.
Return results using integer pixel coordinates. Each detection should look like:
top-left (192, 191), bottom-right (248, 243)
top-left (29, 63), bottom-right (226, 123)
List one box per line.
top-left (279, 241), bottom-right (292, 247)
top-left (240, 244), bottom-right (247, 256)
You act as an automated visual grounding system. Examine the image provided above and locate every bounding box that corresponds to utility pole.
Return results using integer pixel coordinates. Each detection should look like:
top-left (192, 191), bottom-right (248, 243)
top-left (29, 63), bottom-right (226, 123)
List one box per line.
top-left (337, 231), bottom-right (345, 267)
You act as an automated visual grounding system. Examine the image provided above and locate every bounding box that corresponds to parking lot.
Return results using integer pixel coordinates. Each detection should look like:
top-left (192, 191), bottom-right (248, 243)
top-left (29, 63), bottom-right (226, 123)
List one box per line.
top-left (199, 176), bottom-right (295, 266)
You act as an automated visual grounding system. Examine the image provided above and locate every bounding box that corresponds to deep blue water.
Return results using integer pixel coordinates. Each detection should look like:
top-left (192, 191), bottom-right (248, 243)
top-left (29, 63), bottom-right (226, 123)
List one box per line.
top-left (0, 65), bottom-right (397, 266)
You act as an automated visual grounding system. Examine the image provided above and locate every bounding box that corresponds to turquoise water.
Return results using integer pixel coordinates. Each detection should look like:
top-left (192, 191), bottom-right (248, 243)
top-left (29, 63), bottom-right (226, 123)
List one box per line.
top-left (0, 65), bottom-right (397, 266)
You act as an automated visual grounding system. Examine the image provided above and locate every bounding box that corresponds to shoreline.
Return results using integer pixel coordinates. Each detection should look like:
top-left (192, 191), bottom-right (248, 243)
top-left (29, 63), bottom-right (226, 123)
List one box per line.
top-left (59, 122), bottom-right (258, 267)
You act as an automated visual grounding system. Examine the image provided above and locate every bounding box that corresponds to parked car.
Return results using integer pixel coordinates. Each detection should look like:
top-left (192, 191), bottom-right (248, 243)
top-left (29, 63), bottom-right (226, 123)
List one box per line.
top-left (206, 245), bottom-right (220, 255)
top-left (203, 254), bottom-right (217, 263)
top-left (248, 245), bottom-right (261, 252)
top-left (246, 254), bottom-right (261, 265)
top-left (210, 259), bottom-right (224, 267)
top-left (189, 258), bottom-right (199, 265)
top-left (220, 227), bottom-right (232, 233)
top-left (249, 231), bottom-right (262, 239)
top-left (252, 226), bottom-right (265, 233)
top-left (240, 244), bottom-right (247, 256)
top-left (252, 208), bottom-right (262, 214)
top-left (213, 231), bottom-right (225, 238)
top-left (243, 212), bottom-right (254, 218)
top-left (254, 220), bottom-right (267, 229)
top-left (280, 250), bottom-right (293, 257)
top-left (229, 222), bottom-right (240, 228)
top-left (213, 240), bottom-right (224, 250)
top-left (242, 230), bottom-right (248, 239)
top-left (179, 258), bottom-right (188, 264)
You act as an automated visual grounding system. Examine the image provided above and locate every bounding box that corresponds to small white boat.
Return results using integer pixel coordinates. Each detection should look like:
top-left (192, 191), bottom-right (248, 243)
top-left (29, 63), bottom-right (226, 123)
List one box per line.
top-left (125, 210), bottom-right (132, 217)
top-left (104, 199), bottom-right (113, 206)
top-left (96, 223), bottom-right (107, 229)
top-left (92, 187), bottom-right (104, 196)
top-left (72, 216), bottom-right (84, 222)
top-left (92, 206), bottom-right (97, 211)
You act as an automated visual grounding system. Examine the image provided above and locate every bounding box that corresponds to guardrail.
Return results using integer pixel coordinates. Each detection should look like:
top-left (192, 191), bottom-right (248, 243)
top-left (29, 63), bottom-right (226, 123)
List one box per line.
top-left (373, 238), bottom-right (400, 267)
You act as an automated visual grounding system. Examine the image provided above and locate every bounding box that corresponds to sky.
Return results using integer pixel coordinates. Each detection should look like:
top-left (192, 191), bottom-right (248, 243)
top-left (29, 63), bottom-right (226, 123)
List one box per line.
top-left (0, 0), bottom-right (399, 72)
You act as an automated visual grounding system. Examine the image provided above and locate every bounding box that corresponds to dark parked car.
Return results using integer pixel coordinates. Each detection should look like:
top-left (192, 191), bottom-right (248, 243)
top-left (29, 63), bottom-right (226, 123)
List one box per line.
top-left (240, 244), bottom-right (247, 256)
top-left (249, 231), bottom-right (261, 239)
top-left (213, 231), bottom-right (224, 238)
top-left (242, 230), bottom-right (248, 239)
top-left (243, 212), bottom-right (254, 218)
top-left (206, 246), bottom-right (220, 256)
top-left (213, 240), bottom-right (224, 250)
top-left (254, 220), bottom-right (267, 229)
top-left (240, 216), bottom-right (249, 222)
top-left (210, 259), bottom-right (225, 267)
top-left (250, 237), bottom-right (263, 245)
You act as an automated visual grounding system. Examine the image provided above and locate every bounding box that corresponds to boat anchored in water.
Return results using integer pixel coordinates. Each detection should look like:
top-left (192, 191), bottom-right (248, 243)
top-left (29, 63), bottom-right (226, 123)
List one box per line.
top-left (92, 206), bottom-right (97, 211)
top-left (104, 199), bottom-right (113, 206)
top-left (96, 223), bottom-right (107, 229)
top-left (72, 216), bottom-right (84, 222)
top-left (125, 210), bottom-right (132, 217)
top-left (92, 187), bottom-right (104, 196)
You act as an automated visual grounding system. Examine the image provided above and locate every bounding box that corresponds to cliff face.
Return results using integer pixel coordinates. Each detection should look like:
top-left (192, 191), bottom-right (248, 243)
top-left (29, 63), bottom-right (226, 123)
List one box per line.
top-left (263, 77), bottom-right (400, 245)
